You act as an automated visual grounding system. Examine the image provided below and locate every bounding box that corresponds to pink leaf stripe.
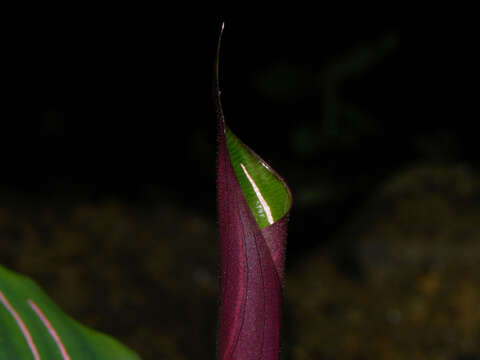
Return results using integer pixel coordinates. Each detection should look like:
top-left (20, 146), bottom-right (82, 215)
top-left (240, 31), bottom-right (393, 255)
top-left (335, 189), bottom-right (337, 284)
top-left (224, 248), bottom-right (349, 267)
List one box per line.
top-left (0, 290), bottom-right (41, 360)
top-left (217, 117), bottom-right (289, 360)
top-left (28, 299), bottom-right (71, 360)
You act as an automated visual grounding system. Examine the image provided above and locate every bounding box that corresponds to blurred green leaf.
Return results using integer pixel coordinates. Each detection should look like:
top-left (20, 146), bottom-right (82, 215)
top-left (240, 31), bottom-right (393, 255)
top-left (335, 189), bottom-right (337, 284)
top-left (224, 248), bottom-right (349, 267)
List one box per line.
top-left (0, 265), bottom-right (140, 360)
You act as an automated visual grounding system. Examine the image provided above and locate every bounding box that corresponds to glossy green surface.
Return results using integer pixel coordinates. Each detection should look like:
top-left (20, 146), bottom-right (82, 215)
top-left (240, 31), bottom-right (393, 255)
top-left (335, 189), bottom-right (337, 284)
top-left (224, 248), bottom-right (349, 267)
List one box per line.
top-left (225, 126), bottom-right (292, 229)
top-left (0, 265), bottom-right (140, 360)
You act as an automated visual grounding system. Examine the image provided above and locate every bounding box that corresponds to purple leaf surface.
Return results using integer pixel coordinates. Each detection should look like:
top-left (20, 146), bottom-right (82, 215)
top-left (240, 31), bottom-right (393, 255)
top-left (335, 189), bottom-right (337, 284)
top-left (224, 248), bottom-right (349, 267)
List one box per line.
top-left (216, 28), bottom-right (291, 358)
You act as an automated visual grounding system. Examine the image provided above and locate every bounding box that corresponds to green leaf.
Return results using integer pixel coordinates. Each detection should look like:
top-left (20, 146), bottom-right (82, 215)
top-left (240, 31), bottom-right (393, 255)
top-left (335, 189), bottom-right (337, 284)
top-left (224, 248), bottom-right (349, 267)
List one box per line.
top-left (225, 126), bottom-right (292, 229)
top-left (0, 265), bottom-right (140, 360)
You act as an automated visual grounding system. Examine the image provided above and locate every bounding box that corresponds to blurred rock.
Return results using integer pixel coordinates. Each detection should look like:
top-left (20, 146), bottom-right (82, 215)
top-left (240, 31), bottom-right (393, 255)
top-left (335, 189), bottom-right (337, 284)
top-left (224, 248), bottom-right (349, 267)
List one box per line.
top-left (4, 162), bottom-right (480, 359)
top-left (287, 163), bottom-right (480, 359)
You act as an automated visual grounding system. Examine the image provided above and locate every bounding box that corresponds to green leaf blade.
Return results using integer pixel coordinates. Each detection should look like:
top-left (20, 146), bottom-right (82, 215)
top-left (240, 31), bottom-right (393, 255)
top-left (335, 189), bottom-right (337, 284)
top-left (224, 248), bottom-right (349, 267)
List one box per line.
top-left (0, 265), bottom-right (141, 360)
top-left (225, 126), bottom-right (292, 229)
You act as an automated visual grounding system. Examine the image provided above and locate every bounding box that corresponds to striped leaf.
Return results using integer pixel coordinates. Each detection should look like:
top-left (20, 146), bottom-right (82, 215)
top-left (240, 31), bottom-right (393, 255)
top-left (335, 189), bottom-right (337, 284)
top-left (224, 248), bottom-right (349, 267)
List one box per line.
top-left (0, 265), bottom-right (140, 360)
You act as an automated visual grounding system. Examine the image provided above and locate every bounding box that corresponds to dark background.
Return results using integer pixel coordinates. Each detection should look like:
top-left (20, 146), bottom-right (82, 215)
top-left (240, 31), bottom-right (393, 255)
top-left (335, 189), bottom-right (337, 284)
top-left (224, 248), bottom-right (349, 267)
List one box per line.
top-left (2, 20), bottom-right (478, 209)
top-left (3, 20), bottom-right (477, 205)
top-left (2, 17), bottom-right (480, 359)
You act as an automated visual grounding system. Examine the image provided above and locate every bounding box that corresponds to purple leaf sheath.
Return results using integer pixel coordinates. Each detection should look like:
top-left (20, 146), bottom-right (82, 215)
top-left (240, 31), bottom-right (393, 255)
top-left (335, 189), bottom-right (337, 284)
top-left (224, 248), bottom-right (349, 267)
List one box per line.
top-left (216, 107), bottom-right (290, 359)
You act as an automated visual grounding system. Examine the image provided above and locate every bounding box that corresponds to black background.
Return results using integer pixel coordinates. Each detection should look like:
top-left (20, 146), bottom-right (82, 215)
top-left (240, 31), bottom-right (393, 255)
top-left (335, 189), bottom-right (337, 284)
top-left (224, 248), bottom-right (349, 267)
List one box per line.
top-left (3, 18), bottom-right (478, 256)
top-left (2, 16), bottom-right (479, 358)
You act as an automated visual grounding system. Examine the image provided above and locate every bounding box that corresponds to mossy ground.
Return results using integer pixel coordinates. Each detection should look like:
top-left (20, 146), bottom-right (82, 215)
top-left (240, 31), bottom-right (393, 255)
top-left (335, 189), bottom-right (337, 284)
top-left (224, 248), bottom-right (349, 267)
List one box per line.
top-left (288, 163), bottom-right (480, 360)
top-left (2, 163), bottom-right (480, 359)
top-left (0, 198), bottom-right (218, 359)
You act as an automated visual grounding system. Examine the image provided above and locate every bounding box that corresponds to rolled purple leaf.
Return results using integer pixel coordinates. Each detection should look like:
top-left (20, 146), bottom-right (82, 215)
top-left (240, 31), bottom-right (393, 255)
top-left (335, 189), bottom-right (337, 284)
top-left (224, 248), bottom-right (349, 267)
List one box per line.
top-left (216, 72), bottom-right (291, 359)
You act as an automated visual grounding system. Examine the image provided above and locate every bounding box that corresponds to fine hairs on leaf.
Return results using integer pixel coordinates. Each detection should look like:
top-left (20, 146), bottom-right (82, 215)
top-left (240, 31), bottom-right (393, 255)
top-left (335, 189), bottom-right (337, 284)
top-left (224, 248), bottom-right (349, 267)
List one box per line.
top-left (216, 22), bottom-right (292, 360)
